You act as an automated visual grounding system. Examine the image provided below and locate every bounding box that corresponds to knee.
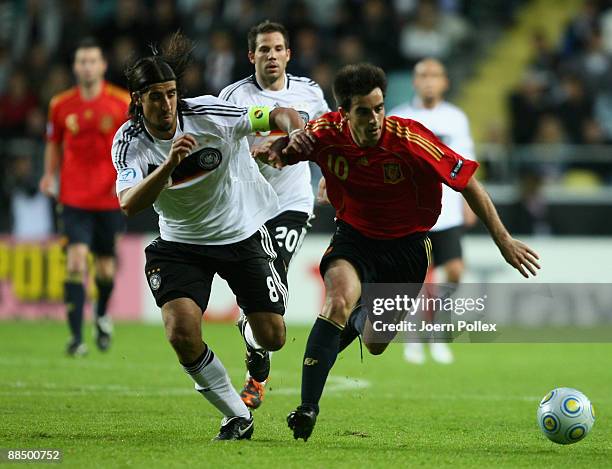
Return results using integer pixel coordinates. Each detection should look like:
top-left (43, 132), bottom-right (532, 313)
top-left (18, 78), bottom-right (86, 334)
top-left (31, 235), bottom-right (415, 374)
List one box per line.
top-left (257, 325), bottom-right (286, 351)
top-left (325, 295), bottom-right (354, 326)
top-left (445, 262), bottom-right (463, 284)
top-left (161, 299), bottom-right (203, 363)
top-left (66, 261), bottom-right (87, 277)
top-left (166, 327), bottom-right (197, 353)
top-left (447, 271), bottom-right (462, 285)
top-left (66, 246), bottom-right (89, 274)
top-left (247, 313), bottom-right (286, 351)
top-left (263, 335), bottom-right (285, 352)
top-left (164, 316), bottom-right (200, 354)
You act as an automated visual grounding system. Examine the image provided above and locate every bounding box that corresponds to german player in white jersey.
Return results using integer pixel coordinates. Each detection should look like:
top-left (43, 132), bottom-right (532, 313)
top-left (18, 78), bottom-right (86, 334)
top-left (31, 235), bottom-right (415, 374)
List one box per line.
top-left (111, 33), bottom-right (311, 441)
top-left (389, 58), bottom-right (477, 365)
top-left (219, 21), bottom-right (330, 409)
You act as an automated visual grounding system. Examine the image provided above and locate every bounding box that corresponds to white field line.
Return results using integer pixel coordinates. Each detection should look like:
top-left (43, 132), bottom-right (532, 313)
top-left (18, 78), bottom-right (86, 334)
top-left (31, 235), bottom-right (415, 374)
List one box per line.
top-left (1, 382), bottom-right (608, 404)
top-left (4, 379), bottom-right (594, 404)
top-left (0, 356), bottom-right (177, 371)
top-left (0, 376), bottom-right (370, 398)
top-left (1, 357), bottom-right (608, 403)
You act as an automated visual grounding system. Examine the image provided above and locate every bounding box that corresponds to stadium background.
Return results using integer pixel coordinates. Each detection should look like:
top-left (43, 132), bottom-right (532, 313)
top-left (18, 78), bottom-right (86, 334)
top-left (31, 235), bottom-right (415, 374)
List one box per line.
top-left (1, 0), bottom-right (611, 323)
top-left (1, 1), bottom-right (612, 466)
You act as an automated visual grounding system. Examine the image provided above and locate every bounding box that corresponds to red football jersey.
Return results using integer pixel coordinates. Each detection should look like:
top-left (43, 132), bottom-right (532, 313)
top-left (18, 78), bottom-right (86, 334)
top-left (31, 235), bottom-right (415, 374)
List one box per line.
top-left (47, 82), bottom-right (130, 210)
top-left (289, 112), bottom-right (479, 239)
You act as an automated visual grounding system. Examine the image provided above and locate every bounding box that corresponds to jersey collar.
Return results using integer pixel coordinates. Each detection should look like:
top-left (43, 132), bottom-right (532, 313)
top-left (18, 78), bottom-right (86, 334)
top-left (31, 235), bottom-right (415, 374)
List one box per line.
top-left (412, 96), bottom-right (443, 111)
top-left (253, 73), bottom-right (289, 92)
top-left (177, 101), bottom-right (185, 131)
top-left (141, 119), bottom-right (154, 143)
top-left (77, 80), bottom-right (106, 102)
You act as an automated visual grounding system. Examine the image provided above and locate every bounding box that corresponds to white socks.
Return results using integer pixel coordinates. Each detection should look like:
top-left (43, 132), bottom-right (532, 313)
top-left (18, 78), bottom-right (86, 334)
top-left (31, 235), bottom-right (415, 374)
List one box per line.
top-left (241, 315), bottom-right (273, 383)
top-left (182, 347), bottom-right (250, 419)
top-left (242, 318), bottom-right (272, 384)
top-left (243, 318), bottom-right (262, 350)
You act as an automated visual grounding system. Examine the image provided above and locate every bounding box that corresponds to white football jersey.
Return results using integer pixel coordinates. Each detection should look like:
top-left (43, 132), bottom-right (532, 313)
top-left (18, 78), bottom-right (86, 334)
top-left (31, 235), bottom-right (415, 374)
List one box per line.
top-left (389, 99), bottom-right (475, 232)
top-left (219, 74), bottom-right (330, 215)
top-left (112, 95), bottom-right (279, 245)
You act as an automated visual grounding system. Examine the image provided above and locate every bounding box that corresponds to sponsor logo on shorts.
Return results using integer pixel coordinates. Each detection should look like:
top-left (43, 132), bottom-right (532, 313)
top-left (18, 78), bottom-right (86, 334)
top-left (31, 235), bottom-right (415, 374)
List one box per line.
top-left (254, 109), bottom-right (263, 119)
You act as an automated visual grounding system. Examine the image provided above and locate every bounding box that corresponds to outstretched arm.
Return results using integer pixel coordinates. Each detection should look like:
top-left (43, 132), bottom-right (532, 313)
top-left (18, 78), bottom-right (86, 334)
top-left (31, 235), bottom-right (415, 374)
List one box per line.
top-left (269, 107), bottom-right (315, 154)
top-left (462, 177), bottom-right (540, 278)
top-left (251, 108), bottom-right (315, 168)
top-left (269, 107), bottom-right (302, 134)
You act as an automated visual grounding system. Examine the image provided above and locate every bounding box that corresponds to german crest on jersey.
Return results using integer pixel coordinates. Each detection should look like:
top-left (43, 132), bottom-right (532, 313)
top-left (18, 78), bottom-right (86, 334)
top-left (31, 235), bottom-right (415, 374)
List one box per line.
top-left (383, 163), bottom-right (405, 184)
top-left (194, 147), bottom-right (222, 170)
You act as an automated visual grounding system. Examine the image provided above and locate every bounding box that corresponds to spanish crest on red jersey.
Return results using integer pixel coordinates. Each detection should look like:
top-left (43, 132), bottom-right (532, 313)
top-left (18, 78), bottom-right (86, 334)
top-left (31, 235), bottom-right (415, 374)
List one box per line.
top-left (293, 112), bottom-right (479, 239)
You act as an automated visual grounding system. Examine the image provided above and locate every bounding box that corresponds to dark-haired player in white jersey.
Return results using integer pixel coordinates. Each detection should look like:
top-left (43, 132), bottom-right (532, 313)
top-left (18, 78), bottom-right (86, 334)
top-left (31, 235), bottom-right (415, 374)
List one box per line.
top-left (111, 33), bottom-right (311, 441)
top-left (219, 21), bottom-right (330, 409)
top-left (389, 58), bottom-right (477, 365)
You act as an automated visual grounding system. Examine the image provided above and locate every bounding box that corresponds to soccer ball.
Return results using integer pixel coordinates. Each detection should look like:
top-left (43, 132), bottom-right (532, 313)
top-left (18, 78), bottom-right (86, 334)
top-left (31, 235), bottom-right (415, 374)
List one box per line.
top-left (537, 387), bottom-right (595, 444)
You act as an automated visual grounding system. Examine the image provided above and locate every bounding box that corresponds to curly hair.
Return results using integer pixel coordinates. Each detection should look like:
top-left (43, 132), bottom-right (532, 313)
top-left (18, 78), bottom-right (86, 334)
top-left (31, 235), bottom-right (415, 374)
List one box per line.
top-left (333, 63), bottom-right (387, 111)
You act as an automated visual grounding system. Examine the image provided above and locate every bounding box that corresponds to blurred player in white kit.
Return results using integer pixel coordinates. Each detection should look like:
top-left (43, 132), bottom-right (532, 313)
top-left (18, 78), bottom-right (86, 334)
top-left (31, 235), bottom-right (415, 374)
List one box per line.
top-left (390, 58), bottom-right (477, 365)
top-left (219, 20), bottom-right (330, 408)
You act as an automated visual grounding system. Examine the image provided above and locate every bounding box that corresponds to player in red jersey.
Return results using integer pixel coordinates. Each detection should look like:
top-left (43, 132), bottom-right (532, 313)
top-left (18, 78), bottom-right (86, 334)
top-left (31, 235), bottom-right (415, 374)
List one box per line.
top-left (260, 63), bottom-right (540, 441)
top-left (39, 38), bottom-right (130, 356)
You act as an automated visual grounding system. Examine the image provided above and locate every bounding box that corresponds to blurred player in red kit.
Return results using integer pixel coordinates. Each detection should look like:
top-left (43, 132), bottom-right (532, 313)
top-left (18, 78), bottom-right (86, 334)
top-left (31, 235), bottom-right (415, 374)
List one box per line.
top-left (40, 38), bottom-right (129, 356)
top-left (262, 63), bottom-right (540, 441)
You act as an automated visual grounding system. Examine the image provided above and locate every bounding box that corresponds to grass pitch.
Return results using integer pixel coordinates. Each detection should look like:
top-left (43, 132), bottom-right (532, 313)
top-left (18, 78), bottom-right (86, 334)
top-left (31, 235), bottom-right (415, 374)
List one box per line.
top-left (1, 321), bottom-right (611, 468)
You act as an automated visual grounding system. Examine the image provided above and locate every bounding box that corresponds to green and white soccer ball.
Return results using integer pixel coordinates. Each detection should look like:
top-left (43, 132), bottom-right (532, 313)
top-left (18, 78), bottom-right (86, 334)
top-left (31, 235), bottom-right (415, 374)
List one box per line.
top-left (537, 387), bottom-right (595, 444)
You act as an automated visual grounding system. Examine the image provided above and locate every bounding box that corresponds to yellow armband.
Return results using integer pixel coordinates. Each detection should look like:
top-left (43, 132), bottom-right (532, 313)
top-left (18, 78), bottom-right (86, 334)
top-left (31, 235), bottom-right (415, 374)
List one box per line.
top-left (248, 106), bottom-right (271, 133)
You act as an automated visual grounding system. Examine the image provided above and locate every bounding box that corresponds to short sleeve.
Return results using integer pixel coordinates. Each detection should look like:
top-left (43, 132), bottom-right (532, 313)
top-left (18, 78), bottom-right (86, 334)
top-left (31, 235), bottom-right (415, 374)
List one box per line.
top-left (46, 99), bottom-right (63, 143)
top-left (111, 127), bottom-right (145, 194)
top-left (312, 85), bottom-right (331, 120)
top-left (221, 104), bottom-right (275, 141)
top-left (183, 96), bottom-right (268, 142)
top-left (218, 83), bottom-right (239, 104)
top-left (401, 119), bottom-right (479, 191)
